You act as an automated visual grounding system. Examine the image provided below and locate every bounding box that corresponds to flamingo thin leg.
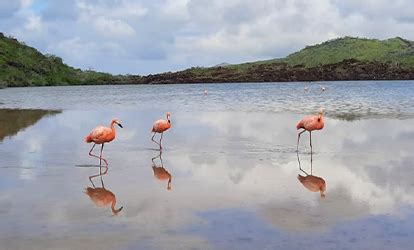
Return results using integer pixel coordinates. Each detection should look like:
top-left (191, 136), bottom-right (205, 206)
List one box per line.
top-left (89, 143), bottom-right (96, 156)
top-left (310, 150), bottom-right (313, 175)
top-left (99, 143), bottom-right (105, 166)
top-left (309, 131), bottom-right (312, 153)
top-left (159, 151), bottom-right (164, 167)
top-left (296, 151), bottom-right (308, 176)
top-left (152, 132), bottom-right (161, 148)
top-left (159, 133), bottom-right (163, 150)
top-left (297, 130), bottom-right (306, 152)
top-left (152, 152), bottom-right (163, 167)
top-left (88, 166), bottom-right (108, 186)
top-left (88, 143), bottom-right (108, 166)
top-left (152, 154), bottom-right (159, 164)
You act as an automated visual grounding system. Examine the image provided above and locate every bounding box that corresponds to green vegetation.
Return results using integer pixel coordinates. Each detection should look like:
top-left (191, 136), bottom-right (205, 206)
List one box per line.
top-left (0, 33), bottom-right (128, 87)
top-left (0, 33), bottom-right (413, 87)
top-left (224, 36), bottom-right (414, 70)
top-left (0, 108), bottom-right (60, 141)
top-left (169, 36), bottom-right (414, 83)
top-left (279, 36), bottom-right (414, 67)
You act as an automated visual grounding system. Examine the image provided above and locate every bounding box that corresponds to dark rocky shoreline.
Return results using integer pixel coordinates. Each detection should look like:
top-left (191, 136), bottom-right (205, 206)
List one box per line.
top-left (124, 59), bottom-right (414, 85)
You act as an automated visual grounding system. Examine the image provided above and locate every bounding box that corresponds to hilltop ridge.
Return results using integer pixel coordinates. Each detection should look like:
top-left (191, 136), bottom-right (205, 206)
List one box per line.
top-left (1, 34), bottom-right (413, 87)
top-left (0, 33), bottom-right (125, 87)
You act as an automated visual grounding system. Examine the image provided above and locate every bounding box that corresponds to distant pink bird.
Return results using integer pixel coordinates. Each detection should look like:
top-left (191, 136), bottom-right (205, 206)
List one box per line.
top-left (296, 109), bottom-right (324, 152)
top-left (85, 119), bottom-right (123, 166)
top-left (151, 112), bottom-right (171, 150)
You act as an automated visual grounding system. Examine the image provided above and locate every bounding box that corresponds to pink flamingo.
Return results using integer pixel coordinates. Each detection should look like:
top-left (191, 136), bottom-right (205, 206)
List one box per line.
top-left (85, 119), bottom-right (123, 166)
top-left (296, 109), bottom-right (324, 152)
top-left (152, 152), bottom-right (172, 190)
top-left (297, 151), bottom-right (326, 198)
top-left (85, 174), bottom-right (123, 215)
top-left (151, 112), bottom-right (171, 150)
top-left (85, 186), bottom-right (123, 215)
top-left (297, 174), bottom-right (326, 198)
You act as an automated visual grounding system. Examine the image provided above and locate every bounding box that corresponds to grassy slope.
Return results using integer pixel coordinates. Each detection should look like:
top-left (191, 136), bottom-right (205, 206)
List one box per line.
top-left (280, 36), bottom-right (414, 67)
top-left (0, 33), bottom-right (119, 87)
top-left (222, 37), bottom-right (414, 71)
top-left (1, 34), bottom-right (413, 86)
top-left (176, 36), bottom-right (414, 82)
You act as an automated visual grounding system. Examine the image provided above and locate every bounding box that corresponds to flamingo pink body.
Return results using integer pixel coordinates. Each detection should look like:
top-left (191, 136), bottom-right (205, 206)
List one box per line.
top-left (85, 119), bottom-right (123, 166)
top-left (297, 174), bottom-right (326, 198)
top-left (85, 121), bottom-right (118, 144)
top-left (296, 113), bottom-right (324, 131)
top-left (152, 165), bottom-right (172, 190)
top-left (85, 187), bottom-right (123, 215)
top-left (296, 110), bottom-right (324, 152)
top-left (152, 118), bottom-right (171, 133)
top-left (151, 112), bottom-right (171, 149)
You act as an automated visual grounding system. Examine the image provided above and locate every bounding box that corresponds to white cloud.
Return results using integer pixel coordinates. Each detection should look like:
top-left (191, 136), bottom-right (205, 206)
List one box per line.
top-left (52, 37), bottom-right (95, 62)
top-left (161, 0), bottom-right (189, 18)
top-left (24, 14), bottom-right (42, 31)
top-left (20, 0), bottom-right (33, 8)
top-left (76, 0), bottom-right (148, 19)
top-left (0, 0), bottom-right (413, 74)
top-left (93, 17), bottom-right (136, 37)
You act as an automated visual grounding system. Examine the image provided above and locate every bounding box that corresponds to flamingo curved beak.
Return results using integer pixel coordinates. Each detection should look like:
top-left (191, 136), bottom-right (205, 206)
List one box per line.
top-left (112, 206), bottom-right (124, 216)
top-left (118, 123), bottom-right (123, 128)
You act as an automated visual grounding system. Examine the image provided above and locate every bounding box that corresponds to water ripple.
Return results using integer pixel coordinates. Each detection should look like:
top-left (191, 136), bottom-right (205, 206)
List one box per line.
top-left (1, 81), bottom-right (413, 119)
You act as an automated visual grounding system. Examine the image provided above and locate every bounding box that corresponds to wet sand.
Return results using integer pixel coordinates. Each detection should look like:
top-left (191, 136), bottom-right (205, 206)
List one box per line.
top-left (1, 107), bottom-right (414, 249)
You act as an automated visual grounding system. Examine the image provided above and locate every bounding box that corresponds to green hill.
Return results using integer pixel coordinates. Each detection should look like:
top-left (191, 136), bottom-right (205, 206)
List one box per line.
top-left (0, 33), bottom-right (125, 87)
top-left (0, 34), bottom-right (413, 87)
top-left (225, 36), bottom-right (414, 71)
top-left (278, 36), bottom-right (414, 67)
top-left (157, 36), bottom-right (413, 83)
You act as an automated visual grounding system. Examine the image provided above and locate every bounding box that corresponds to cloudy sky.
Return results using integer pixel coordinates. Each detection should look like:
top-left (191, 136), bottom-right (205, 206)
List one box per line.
top-left (1, 0), bottom-right (414, 75)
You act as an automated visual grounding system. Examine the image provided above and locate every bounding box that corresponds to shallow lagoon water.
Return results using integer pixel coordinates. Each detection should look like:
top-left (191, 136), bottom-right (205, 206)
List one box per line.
top-left (1, 81), bottom-right (414, 249)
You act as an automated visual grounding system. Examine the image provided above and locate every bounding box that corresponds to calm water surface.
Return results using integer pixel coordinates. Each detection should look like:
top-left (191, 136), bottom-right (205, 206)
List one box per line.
top-left (1, 81), bottom-right (414, 249)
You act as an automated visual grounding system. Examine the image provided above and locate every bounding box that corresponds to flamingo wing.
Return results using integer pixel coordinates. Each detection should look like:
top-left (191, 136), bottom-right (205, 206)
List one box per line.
top-left (303, 116), bottom-right (316, 127)
top-left (302, 176), bottom-right (325, 192)
top-left (153, 167), bottom-right (171, 180)
top-left (90, 126), bottom-right (111, 142)
top-left (298, 115), bottom-right (318, 130)
top-left (152, 119), bottom-right (168, 133)
top-left (296, 119), bottom-right (305, 129)
top-left (297, 115), bottom-right (312, 129)
top-left (85, 187), bottom-right (113, 206)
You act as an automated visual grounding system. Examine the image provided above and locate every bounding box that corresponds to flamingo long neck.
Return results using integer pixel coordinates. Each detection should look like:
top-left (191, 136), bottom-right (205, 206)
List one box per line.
top-left (110, 121), bottom-right (117, 135)
top-left (318, 113), bottom-right (324, 123)
top-left (165, 116), bottom-right (171, 130)
top-left (297, 174), bottom-right (306, 183)
top-left (320, 182), bottom-right (326, 197)
top-left (111, 198), bottom-right (122, 214)
top-left (167, 176), bottom-right (172, 190)
top-left (321, 182), bottom-right (326, 192)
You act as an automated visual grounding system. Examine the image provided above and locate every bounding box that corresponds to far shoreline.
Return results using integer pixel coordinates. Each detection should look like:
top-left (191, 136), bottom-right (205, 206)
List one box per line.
top-left (2, 79), bottom-right (414, 89)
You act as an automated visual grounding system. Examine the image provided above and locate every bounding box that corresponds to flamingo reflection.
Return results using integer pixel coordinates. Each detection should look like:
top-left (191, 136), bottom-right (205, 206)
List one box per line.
top-left (296, 151), bottom-right (326, 198)
top-left (85, 167), bottom-right (123, 215)
top-left (152, 151), bottom-right (172, 190)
